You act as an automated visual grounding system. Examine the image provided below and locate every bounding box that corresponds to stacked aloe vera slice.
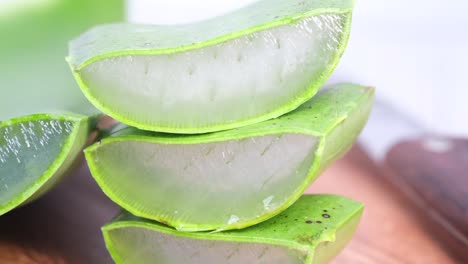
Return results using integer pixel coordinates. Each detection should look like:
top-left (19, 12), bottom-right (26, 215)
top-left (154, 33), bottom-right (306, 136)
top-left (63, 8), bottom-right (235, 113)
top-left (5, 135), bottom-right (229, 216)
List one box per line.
top-left (0, 0), bottom-right (124, 216)
top-left (68, 0), bottom-right (374, 263)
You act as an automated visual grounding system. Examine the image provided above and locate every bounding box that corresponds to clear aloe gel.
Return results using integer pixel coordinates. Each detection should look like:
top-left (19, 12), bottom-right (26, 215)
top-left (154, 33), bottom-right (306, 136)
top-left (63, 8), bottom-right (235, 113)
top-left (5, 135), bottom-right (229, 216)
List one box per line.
top-left (103, 194), bottom-right (364, 264)
top-left (0, 114), bottom-right (91, 215)
top-left (0, 0), bottom-right (124, 216)
top-left (68, 0), bottom-right (356, 133)
top-left (85, 84), bottom-right (374, 231)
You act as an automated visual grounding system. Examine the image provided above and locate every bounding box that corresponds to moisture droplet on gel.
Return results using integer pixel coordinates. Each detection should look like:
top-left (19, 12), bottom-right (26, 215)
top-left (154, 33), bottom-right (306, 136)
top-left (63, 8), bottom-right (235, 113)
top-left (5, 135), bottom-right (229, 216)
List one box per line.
top-left (227, 215), bottom-right (240, 225)
top-left (263, 195), bottom-right (274, 210)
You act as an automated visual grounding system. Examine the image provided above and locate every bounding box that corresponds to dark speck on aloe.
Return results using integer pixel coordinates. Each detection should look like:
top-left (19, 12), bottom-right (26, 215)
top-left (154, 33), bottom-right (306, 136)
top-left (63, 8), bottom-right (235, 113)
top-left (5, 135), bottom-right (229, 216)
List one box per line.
top-left (316, 221), bottom-right (322, 224)
top-left (322, 214), bottom-right (330, 218)
top-left (323, 210), bottom-right (328, 212)
top-left (305, 220), bottom-right (313, 224)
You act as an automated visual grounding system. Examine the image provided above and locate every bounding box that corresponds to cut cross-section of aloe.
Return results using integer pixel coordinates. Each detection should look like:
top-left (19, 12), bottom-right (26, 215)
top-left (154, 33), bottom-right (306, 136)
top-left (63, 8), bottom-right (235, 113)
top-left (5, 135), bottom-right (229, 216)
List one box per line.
top-left (85, 84), bottom-right (373, 231)
top-left (103, 194), bottom-right (364, 264)
top-left (0, 114), bottom-right (91, 216)
top-left (68, 0), bottom-right (355, 133)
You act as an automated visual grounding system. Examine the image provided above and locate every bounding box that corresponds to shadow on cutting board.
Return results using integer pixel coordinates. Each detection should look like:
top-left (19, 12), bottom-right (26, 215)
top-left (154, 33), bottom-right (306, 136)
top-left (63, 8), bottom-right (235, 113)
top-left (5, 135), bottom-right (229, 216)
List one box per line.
top-left (0, 155), bottom-right (119, 264)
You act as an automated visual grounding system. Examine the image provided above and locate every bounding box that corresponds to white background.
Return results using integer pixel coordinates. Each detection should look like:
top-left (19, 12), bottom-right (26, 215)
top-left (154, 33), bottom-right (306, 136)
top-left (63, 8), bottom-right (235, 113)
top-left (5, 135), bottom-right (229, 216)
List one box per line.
top-left (127, 0), bottom-right (468, 140)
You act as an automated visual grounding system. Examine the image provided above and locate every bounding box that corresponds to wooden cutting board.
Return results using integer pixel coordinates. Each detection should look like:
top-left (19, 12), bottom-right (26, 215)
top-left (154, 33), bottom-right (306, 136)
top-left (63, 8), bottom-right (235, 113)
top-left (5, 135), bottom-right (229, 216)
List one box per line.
top-left (0, 158), bottom-right (119, 264)
top-left (308, 146), bottom-right (456, 264)
top-left (0, 145), bottom-right (457, 263)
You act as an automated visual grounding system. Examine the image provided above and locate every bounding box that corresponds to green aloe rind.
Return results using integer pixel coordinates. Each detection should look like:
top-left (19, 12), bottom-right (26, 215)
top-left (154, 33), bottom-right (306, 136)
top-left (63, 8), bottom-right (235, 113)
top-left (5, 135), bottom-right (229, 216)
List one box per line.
top-left (103, 194), bottom-right (364, 264)
top-left (68, 0), bottom-right (356, 133)
top-left (85, 83), bottom-right (374, 231)
top-left (0, 113), bottom-right (91, 216)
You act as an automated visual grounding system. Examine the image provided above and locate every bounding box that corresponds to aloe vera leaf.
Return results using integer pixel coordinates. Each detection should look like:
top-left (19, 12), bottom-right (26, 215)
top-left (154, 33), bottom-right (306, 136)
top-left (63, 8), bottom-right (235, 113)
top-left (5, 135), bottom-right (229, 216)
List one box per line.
top-left (103, 194), bottom-right (363, 264)
top-left (0, 0), bottom-right (125, 121)
top-left (0, 0), bottom-right (124, 215)
top-left (85, 83), bottom-right (374, 231)
top-left (0, 114), bottom-right (92, 216)
top-left (68, 0), bottom-right (355, 133)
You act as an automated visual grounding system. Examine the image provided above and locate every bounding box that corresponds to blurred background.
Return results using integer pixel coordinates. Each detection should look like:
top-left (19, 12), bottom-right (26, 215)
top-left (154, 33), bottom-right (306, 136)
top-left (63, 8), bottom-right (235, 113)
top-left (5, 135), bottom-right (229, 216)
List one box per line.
top-left (0, 0), bottom-right (466, 263)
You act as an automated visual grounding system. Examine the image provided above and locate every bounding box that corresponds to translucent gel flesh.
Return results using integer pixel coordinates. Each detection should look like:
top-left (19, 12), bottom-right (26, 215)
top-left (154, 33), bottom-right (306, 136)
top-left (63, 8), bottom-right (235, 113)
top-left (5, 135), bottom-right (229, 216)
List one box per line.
top-left (80, 14), bottom-right (346, 129)
top-left (91, 133), bottom-right (318, 230)
top-left (0, 120), bottom-right (73, 206)
top-left (106, 226), bottom-right (308, 264)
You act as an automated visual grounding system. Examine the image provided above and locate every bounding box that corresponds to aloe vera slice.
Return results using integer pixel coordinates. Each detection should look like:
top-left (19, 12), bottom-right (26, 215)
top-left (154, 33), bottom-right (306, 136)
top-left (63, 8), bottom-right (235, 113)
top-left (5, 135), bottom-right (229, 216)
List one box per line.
top-left (0, 114), bottom-right (92, 215)
top-left (85, 84), bottom-right (373, 231)
top-left (0, 1), bottom-right (124, 215)
top-left (68, 0), bottom-right (355, 133)
top-left (103, 194), bottom-right (363, 264)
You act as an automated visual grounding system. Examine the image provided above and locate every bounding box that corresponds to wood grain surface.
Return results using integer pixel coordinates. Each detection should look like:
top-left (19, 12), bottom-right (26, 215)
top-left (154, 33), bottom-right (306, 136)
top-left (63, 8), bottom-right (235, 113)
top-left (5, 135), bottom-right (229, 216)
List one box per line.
top-left (0, 145), bottom-right (458, 263)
